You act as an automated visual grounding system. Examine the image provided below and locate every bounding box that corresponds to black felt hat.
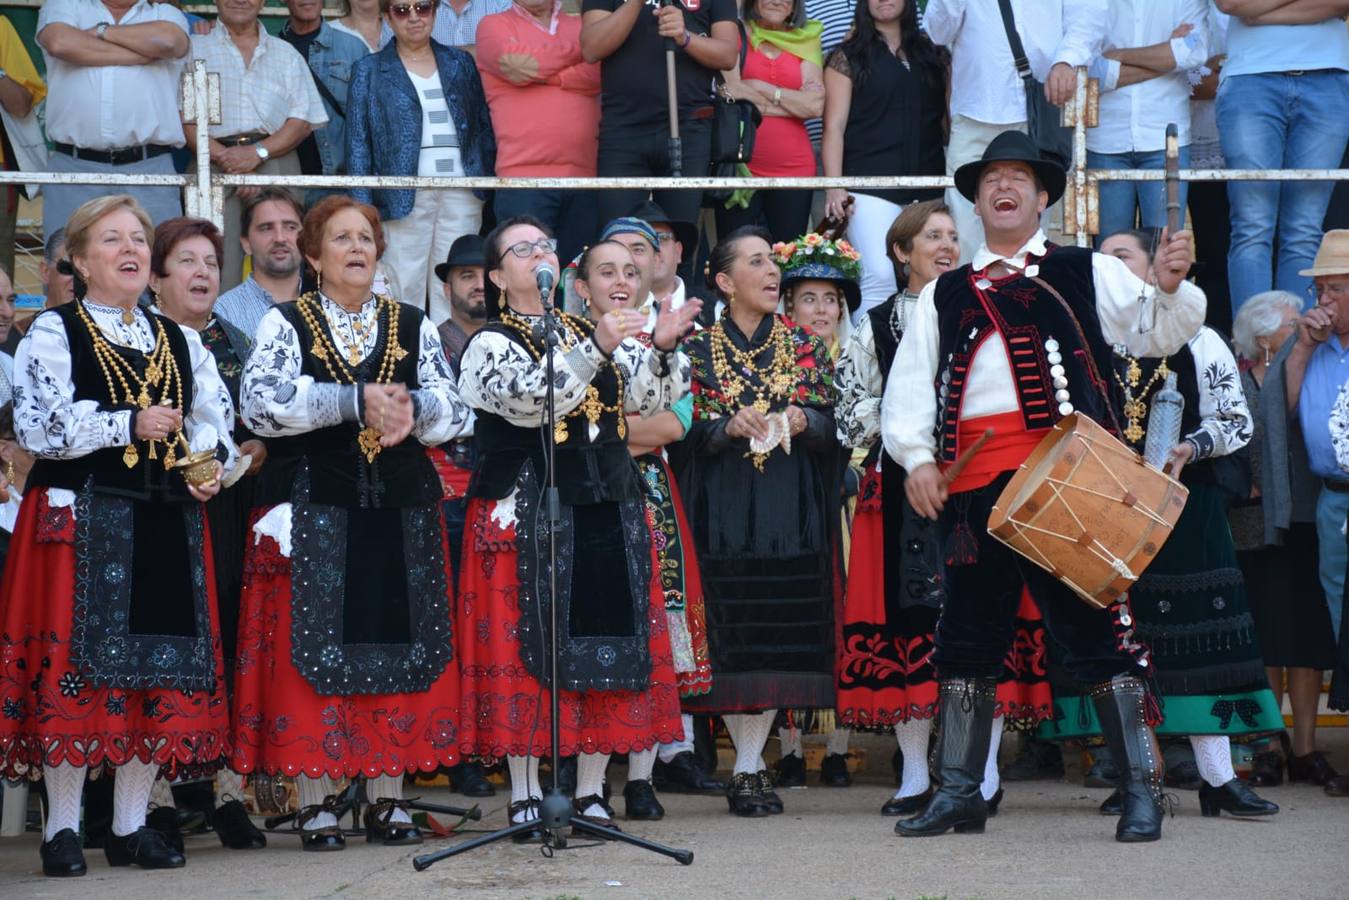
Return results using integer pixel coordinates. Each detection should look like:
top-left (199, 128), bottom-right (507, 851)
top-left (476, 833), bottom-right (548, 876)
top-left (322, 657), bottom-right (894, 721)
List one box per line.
top-left (625, 199), bottom-right (698, 253)
top-left (434, 234), bottom-right (486, 283)
top-left (953, 130), bottom-right (1066, 206)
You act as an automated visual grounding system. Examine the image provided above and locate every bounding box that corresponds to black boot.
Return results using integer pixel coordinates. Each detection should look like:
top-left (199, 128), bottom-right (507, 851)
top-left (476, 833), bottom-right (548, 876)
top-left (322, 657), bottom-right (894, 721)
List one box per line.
top-left (1091, 675), bottom-right (1165, 843)
top-left (448, 762), bottom-right (497, 798)
top-left (895, 677), bottom-right (996, 838)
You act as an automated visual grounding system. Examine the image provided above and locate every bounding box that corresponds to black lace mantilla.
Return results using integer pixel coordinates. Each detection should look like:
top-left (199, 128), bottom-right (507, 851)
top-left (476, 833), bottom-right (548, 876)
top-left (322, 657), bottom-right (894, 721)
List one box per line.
top-left (289, 472), bottom-right (454, 696)
top-left (514, 463), bottom-right (654, 693)
top-left (70, 489), bottom-right (215, 692)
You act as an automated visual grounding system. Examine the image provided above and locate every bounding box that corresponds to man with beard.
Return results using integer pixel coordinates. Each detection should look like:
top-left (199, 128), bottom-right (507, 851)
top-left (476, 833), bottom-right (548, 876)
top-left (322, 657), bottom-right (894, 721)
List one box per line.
top-left (214, 188), bottom-right (307, 339)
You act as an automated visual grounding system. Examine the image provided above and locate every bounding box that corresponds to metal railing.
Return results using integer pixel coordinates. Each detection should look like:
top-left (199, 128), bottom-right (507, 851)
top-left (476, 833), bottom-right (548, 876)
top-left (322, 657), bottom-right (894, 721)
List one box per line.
top-left (2, 62), bottom-right (1347, 250)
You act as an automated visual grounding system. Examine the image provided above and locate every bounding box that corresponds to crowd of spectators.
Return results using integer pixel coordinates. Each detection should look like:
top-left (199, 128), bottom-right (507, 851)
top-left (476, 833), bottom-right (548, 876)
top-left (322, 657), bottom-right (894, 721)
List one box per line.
top-left (1, 0), bottom-right (1347, 793)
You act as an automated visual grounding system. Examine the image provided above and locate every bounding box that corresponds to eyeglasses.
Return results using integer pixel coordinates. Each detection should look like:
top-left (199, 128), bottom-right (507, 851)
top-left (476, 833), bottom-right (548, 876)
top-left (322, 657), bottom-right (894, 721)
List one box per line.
top-left (390, 1), bottom-right (435, 19)
top-left (655, 233), bottom-right (677, 245)
top-left (504, 237), bottom-right (557, 259)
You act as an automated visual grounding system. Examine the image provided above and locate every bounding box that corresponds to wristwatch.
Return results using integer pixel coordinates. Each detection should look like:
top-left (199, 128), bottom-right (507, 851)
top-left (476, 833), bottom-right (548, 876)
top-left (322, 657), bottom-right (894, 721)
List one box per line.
top-left (773, 87), bottom-right (783, 105)
top-left (95, 22), bottom-right (109, 39)
top-left (254, 143), bottom-right (270, 162)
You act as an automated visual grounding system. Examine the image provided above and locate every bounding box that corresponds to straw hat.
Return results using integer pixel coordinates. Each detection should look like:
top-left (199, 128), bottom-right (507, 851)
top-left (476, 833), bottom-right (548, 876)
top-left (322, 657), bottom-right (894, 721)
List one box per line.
top-left (1299, 229), bottom-right (1349, 277)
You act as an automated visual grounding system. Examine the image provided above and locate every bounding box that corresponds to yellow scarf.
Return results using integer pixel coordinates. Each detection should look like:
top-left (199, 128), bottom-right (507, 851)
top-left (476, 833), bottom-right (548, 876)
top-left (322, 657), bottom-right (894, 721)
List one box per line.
top-left (747, 19), bottom-right (824, 68)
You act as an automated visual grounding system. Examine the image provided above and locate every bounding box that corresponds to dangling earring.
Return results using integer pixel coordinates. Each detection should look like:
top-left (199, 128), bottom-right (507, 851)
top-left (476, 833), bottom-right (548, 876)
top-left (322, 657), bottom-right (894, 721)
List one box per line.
top-left (4, 456), bottom-right (14, 486)
top-left (1264, 345), bottom-right (1271, 366)
top-left (316, 268), bottom-right (322, 294)
top-left (726, 290), bottom-right (735, 306)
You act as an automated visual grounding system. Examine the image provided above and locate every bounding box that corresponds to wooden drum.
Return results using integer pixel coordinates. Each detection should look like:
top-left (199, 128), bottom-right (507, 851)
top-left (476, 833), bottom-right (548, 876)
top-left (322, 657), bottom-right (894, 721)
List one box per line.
top-left (987, 413), bottom-right (1188, 609)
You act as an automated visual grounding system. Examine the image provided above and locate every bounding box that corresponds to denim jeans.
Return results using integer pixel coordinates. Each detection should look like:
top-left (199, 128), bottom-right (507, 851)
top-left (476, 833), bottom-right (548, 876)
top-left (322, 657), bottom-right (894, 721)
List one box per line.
top-left (1088, 146), bottom-right (1191, 246)
top-left (1217, 71), bottom-right (1349, 314)
top-left (1316, 487), bottom-right (1349, 640)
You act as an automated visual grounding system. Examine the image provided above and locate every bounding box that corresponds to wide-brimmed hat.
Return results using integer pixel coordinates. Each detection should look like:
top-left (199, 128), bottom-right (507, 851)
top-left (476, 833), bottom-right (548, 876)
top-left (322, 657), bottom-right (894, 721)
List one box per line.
top-left (775, 234), bottom-right (863, 312)
top-left (626, 200), bottom-right (698, 253)
top-left (434, 234), bottom-right (486, 283)
top-left (1299, 229), bottom-right (1349, 277)
top-left (953, 130), bottom-right (1066, 206)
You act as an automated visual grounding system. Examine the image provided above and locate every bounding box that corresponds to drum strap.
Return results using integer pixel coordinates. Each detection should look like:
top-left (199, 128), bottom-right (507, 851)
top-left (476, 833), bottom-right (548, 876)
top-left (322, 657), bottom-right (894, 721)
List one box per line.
top-left (1026, 275), bottom-right (1125, 436)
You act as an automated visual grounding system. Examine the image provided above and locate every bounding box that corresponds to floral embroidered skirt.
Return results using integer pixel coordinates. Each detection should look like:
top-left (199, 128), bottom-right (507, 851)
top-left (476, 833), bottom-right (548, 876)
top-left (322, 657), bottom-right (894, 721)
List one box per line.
top-left (0, 492), bottom-right (230, 778)
top-left (838, 472), bottom-right (1052, 729)
top-left (455, 497), bottom-right (684, 758)
top-left (230, 505), bottom-right (463, 779)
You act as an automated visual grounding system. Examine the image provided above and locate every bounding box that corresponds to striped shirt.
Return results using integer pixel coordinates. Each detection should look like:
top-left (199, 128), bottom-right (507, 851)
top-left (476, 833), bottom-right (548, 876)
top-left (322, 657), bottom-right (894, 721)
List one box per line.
top-left (409, 69), bottom-right (462, 176)
top-left (215, 275), bottom-right (301, 343)
top-left (431, 0), bottom-right (513, 48)
top-left (804, 0), bottom-right (857, 148)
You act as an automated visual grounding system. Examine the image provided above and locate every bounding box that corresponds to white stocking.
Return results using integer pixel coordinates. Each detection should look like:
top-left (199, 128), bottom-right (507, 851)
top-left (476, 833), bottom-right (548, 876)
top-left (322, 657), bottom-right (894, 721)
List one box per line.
top-left (296, 774), bottom-right (337, 829)
top-left (149, 775), bottom-right (175, 809)
top-left (216, 768), bottom-right (245, 803)
top-left (41, 763), bottom-right (86, 841)
top-left (826, 727), bottom-right (851, 756)
top-left (779, 724), bottom-right (803, 758)
top-left (1190, 735), bottom-right (1236, 787)
top-left (506, 756), bottom-right (540, 822)
top-left (728, 710), bottom-right (776, 776)
top-left (628, 747), bottom-right (657, 783)
top-left (367, 773), bottom-right (411, 823)
top-left (658, 714), bottom-right (696, 762)
top-left (893, 718), bottom-right (933, 800)
top-left (112, 760), bottom-right (157, 837)
top-left (981, 720), bottom-right (1004, 801)
top-left (575, 752), bottom-right (610, 817)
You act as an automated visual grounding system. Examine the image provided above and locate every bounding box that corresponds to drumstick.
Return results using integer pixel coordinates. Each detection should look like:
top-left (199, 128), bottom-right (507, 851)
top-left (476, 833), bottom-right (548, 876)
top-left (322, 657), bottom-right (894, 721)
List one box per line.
top-left (943, 428), bottom-right (995, 486)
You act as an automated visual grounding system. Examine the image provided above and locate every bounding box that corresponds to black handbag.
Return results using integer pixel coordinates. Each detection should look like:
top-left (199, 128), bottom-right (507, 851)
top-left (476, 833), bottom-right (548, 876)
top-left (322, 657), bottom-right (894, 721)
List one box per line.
top-left (708, 19), bottom-right (761, 185)
top-left (994, 0), bottom-right (1072, 168)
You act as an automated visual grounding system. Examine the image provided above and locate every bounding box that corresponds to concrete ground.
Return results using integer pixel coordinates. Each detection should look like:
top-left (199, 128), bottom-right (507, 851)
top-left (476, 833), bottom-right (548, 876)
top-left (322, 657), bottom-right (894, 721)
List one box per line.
top-left (2, 730), bottom-right (1348, 900)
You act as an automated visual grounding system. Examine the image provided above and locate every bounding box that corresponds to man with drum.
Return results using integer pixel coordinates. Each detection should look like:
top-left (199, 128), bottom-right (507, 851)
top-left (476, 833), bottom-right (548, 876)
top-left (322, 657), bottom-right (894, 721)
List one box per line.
top-left (881, 131), bottom-right (1205, 843)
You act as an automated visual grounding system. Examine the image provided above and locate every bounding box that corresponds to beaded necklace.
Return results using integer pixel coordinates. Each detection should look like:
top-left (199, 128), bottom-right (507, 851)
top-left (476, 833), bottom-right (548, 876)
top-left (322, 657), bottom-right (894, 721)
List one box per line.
top-left (708, 315), bottom-right (799, 416)
top-left (294, 292), bottom-right (407, 462)
top-left (498, 306), bottom-right (627, 445)
top-left (74, 301), bottom-right (185, 469)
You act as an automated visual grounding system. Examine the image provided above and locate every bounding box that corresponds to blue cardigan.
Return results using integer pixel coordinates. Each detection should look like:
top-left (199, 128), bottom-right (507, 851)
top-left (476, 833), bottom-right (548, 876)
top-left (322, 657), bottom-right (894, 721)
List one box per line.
top-left (346, 40), bottom-right (496, 221)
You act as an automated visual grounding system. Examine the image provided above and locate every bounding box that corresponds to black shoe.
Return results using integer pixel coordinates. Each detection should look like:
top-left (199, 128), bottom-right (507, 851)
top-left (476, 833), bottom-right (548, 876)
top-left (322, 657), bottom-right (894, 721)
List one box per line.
top-left (724, 773), bottom-right (771, 817)
top-left (1248, 751), bottom-right (1285, 788)
top-left (755, 771), bottom-right (784, 814)
top-left (448, 762), bottom-right (496, 798)
top-left (881, 788), bottom-right (931, 817)
top-left (819, 752), bottom-right (852, 787)
top-left (572, 794), bottom-right (621, 838)
top-left (1003, 737), bottom-right (1065, 782)
top-left (896, 678), bottom-right (996, 838)
top-left (1288, 750), bottom-right (1340, 786)
top-left (986, 787), bottom-right (1004, 817)
top-left (104, 827), bottom-right (186, 869)
top-left (1091, 676), bottom-right (1166, 843)
top-left (211, 798), bottom-right (266, 850)
top-left (652, 750), bottom-right (725, 794)
top-left (774, 752), bottom-right (806, 788)
top-left (363, 798), bottom-right (424, 846)
top-left (1198, 779), bottom-right (1279, 818)
top-left (296, 804), bottom-right (346, 852)
top-left (1083, 750), bottom-right (1120, 789)
top-left (1099, 789), bottom-right (1123, 816)
top-left (508, 799), bottom-right (544, 843)
top-left (40, 828), bottom-right (86, 877)
top-left (144, 807), bottom-right (188, 854)
top-left (622, 778), bottom-right (665, 821)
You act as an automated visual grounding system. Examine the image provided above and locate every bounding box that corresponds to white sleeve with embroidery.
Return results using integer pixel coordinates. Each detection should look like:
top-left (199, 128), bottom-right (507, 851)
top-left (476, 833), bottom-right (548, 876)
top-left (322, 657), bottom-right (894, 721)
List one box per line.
top-left (1092, 252), bottom-right (1207, 359)
top-left (612, 338), bottom-right (691, 418)
top-left (835, 310), bottom-right (882, 449)
top-left (176, 319), bottom-right (242, 479)
top-left (1184, 327), bottom-right (1252, 461)
top-left (240, 307), bottom-right (355, 437)
top-left (409, 315), bottom-right (474, 445)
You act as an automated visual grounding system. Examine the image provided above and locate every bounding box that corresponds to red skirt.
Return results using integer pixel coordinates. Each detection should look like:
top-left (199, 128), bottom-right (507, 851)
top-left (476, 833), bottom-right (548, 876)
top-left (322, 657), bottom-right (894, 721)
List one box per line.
top-left (456, 497), bottom-right (684, 757)
top-left (0, 493), bottom-right (230, 778)
top-left (230, 507), bottom-right (463, 779)
top-left (837, 476), bottom-right (1052, 728)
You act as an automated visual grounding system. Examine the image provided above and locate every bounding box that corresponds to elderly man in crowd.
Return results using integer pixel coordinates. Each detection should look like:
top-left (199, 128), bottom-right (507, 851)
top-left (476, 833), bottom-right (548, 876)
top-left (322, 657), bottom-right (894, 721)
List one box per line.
top-left (214, 187), bottom-right (308, 339)
top-left (184, 0), bottom-right (327, 291)
top-left (39, 229), bottom-right (76, 311)
top-left (431, 0), bottom-right (513, 52)
top-left (36, 0), bottom-right (191, 241)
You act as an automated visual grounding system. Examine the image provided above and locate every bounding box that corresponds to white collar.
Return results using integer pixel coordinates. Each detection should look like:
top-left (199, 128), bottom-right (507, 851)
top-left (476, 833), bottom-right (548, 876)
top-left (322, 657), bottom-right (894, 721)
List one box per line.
top-left (971, 229), bottom-right (1049, 273)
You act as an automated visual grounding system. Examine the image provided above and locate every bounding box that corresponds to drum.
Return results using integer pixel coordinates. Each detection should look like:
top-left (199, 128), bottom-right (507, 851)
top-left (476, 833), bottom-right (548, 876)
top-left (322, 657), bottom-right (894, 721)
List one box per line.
top-left (987, 413), bottom-right (1188, 609)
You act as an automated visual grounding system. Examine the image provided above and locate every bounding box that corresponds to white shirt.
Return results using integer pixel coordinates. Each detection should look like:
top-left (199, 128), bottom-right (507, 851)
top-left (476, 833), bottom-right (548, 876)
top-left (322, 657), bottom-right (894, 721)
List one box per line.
top-left (881, 230), bottom-right (1207, 474)
top-left (190, 22), bottom-right (327, 137)
top-left (407, 69), bottom-right (462, 177)
top-left (923, 0), bottom-right (1106, 126)
top-left (1088, 0), bottom-right (1210, 153)
top-left (37, 0), bottom-right (189, 149)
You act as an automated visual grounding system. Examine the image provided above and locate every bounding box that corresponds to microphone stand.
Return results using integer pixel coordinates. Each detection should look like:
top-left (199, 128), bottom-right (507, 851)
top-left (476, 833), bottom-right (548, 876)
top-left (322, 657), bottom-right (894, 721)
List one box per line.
top-left (414, 275), bottom-right (694, 871)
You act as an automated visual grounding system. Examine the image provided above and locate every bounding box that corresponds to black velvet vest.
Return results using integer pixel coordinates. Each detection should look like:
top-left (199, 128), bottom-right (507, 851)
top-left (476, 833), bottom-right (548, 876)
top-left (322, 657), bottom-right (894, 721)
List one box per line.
top-left (253, 299), bottom-right (441, 509)
top-left (932, 245), bottom-right (1121, 463)
top-left (468, 320), bottom-right (641, 506)
top-left (28, 303), bottom-right (196, 501)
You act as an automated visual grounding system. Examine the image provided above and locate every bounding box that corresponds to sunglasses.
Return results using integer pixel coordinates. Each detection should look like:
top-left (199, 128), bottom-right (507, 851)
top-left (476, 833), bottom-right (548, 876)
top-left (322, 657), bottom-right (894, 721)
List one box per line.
top-left (390, 1), bottom-right (435, 19)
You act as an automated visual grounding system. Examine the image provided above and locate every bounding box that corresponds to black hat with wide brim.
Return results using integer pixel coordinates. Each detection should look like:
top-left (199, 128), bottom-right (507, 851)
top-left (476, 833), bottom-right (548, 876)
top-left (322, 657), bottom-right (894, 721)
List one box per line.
top-left (625, 199), bottom-right (698, 253)
top-left (953, 130), bottom-right (1066, 207)
top-left (433, 233), bottom-right (486, 283)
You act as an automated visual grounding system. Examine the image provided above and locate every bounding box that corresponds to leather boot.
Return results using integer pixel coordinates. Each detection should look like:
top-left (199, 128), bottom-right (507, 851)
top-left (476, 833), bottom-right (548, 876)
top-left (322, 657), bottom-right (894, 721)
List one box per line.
top-left (895, 677), bottom-right (996, 837)
top-left (1091, 675), bottom-right (1165, 843)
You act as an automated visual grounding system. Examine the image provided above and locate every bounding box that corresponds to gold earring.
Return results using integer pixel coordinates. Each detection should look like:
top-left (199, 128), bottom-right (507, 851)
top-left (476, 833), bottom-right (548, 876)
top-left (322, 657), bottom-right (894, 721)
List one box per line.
top-left (4, 459), bottom-right (13, 485)
top-left (726, 290), bottom-right (735, 305)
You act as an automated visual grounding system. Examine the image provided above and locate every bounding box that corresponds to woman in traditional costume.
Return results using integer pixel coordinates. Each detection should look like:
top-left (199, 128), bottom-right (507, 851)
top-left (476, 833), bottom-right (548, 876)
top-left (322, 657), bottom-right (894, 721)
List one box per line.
top-left (232, 195), bottom-right (474, 851)
top-left (0, 195), bottom-right (239, 875)
top-left (455, 217), bottom-right (699, 837)
top-left (671, 225), bottom-right (843, 817)
top-left (1039, 228), bottom-right (1281, 818)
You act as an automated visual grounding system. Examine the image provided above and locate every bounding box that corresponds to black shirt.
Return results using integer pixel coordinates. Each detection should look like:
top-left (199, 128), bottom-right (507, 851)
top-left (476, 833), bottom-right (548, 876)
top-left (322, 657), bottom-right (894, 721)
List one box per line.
top-left (279, 23), bottom-right (324, 176)
top-left (580, 0), bottom-right (737, 130)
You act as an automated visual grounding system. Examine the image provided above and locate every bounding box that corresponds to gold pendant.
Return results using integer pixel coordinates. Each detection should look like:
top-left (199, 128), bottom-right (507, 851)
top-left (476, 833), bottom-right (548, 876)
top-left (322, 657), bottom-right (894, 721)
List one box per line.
top-left (357, 426), bottom-right (383, 463)
top-left (1125, 357), bottom-right (1142, 388)
top-left (392, 344), bottom-right (408, 363)
top-left (147, 439), bottom-right (157, 461)
top-left (137, 387), bottom-right (151, 409)
top-left (618, 416), bottom-right (627, 439)
top-left (1124, 420), bottom-right (1144, 444)
top-left (752, 398), bottom-right (769, 415)
top-left (347, 347), bottom-right (362, 367)
top-left (163, 444), bottom-right (177, 469)
top-left (313, 342), bottom-right (329, 363)
top-left (1122, 398), bottom-right (1146, 422)
top-left (145, 361), bottom-right (162, 385)
top-left (554, 418), bottom-right (569, 445)
top-left (121, 308), bottom-right (134, 326)
top-left (122, 443), bottom-right (139, 468)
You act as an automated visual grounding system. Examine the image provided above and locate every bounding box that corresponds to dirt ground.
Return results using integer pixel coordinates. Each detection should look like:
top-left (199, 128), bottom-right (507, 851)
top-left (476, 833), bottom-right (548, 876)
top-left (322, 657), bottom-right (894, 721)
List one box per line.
top-left (2, 729), bottom-right (1348, 900)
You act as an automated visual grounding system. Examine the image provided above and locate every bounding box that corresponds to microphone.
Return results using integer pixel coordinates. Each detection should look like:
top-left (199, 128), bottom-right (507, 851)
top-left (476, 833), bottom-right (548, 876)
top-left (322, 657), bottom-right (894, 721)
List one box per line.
top-left (534, 263), bottom-right (557, 308)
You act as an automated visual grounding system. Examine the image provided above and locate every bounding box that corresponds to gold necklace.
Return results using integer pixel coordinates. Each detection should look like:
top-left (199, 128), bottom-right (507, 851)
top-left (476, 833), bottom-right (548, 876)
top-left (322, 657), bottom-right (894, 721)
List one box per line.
top-left (498, 309), bottom-right (627, 445)
top-left (1113, 354), bottom-right (1171, 444)
top-left (75, 301), bottom-right (186, 469)
top-left (295, 292), bottom-right (407, 462)
top-left (324, 299), bottom-right (375, 366)
top-left (708, 317), bottom-right (798, 415)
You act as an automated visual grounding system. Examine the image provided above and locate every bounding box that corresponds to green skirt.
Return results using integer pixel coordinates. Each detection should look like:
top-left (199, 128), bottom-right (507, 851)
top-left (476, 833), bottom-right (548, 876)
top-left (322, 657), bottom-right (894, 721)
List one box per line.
top-left (1040, 482), bottom-right (1282, 738)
